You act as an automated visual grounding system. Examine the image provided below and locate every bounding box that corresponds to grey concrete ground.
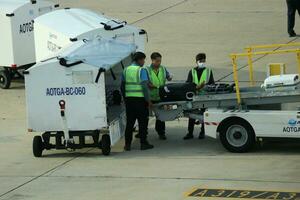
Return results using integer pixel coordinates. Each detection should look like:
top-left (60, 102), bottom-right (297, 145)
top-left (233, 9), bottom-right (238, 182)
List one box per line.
top-left (1, 0), bottom-right (300, 199)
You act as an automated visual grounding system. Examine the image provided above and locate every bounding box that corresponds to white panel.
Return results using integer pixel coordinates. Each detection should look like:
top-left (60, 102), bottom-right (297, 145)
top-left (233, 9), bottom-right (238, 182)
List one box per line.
top-left (34, 8), bottom-right (146, 62)
top-left (109, 119), bottom-right (122, 146)
top-left (0, 14), bottom-right (14, 66)
top-left (72, 71), bottom-right (94, 84)
top-left (205, 109), bottom-right (300, 139)
top-left (0, 0), bottom-right (57, 66)
top-left (25, 60), bottom-right (107, 132)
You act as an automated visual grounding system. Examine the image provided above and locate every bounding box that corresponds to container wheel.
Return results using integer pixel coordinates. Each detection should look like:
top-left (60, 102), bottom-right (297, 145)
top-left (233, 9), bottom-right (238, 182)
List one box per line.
top-left (0, 69), bottom-right (11, 89)
top-left (219, 118), bottom-right (255, 153)
top-left (101, 134), bottom-right (111, 156)
top-left (33, 136), bottom-right (44, 157)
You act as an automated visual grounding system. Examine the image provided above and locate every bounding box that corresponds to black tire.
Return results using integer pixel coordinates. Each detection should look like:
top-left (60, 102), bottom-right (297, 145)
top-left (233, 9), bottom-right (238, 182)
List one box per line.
top-left (33, 136), bottom-right (44, 157)
top-left (0, 70), bottom-right (11, 89)
top-left (101, 134), bottom-right (111, 156)
top-left (219, 118), bottom-right (255, 153)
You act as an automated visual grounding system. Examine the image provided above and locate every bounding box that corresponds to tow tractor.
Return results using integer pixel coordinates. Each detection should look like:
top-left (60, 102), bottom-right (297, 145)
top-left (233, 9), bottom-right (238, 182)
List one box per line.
top-left (153, 43), bottom-right (300, 152)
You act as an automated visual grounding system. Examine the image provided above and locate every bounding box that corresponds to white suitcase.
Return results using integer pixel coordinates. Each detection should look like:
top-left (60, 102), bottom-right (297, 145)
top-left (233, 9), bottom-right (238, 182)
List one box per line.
top-left (262, 74), bottom-right (299, 91)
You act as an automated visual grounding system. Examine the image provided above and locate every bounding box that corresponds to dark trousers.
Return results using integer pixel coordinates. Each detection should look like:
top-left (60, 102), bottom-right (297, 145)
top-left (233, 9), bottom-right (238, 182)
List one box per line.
top-left (287, 0), bottom-right (300, 34)
top-left (155, 120), bottom-right (165, 135)
top-left (153, 101), bottom-right (166, 135)
top-left (188, 118), bottom-right (204, 135)
top-left (125, 97), bottom-right (149, 145)
top-left (188, 108), bottom-right (205, 135)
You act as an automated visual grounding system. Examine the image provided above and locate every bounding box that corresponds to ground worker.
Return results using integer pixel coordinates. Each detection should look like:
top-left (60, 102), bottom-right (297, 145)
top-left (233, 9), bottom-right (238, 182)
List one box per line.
top-left (286, 0), bottom-right (300, 37)
top-left (147, 52), bottom-right (172, 140)
top-left (183, 53), bottom-right (214, 140)
top-left (121, 52), bottom-right (154, 151)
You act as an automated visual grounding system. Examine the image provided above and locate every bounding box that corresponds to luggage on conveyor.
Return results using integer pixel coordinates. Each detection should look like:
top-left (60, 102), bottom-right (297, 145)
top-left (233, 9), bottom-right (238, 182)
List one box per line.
top-left (203, 83), bottom-right (235, 94)
top-left (159, 83), bottom-right (197, 102)
top-left (262, 74), bottom-right (299, 90)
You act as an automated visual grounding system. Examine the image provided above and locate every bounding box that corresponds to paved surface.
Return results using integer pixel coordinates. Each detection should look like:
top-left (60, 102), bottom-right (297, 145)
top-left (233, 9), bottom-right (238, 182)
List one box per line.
top-left (1, 0), bottom-right (300, 199)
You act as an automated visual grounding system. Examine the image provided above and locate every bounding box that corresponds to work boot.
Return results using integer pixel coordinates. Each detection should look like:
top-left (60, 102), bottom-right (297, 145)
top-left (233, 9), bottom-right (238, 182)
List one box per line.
top-left (199, 127), bottom-right (205, 139)
top-left (289, 31), bottom-right (297, 37)
top-left (158, 133), bottom-right (167, 140)
top-left (124, 144), bottom-right (131, 151)
top-left (141, 142), bottom-right (154, 150)
top-left (183, 133), bottom-right (194, 140)
top-left (198, 132), bottom-right (205, 139)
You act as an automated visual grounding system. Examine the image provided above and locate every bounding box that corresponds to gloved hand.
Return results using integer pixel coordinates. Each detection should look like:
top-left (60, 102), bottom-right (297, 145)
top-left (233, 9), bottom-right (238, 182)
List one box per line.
top-left (148, 83), bottom-right (157, 90)
top-left (167, 74), bottom-right (173, 81)
top-left (196, 81), bottom-right (205, 90)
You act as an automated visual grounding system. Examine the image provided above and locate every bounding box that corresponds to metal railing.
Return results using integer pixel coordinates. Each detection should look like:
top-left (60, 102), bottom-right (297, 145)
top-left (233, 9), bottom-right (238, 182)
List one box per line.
top-left (230, 43), bottom-right (300, 105)
top-left (245, 42), bottom-right (300, 86)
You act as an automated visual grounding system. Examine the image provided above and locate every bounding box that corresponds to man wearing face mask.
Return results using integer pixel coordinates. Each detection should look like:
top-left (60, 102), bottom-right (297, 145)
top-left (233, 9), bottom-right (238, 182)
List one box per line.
top-left (183, 53), bottom-right (214, 140)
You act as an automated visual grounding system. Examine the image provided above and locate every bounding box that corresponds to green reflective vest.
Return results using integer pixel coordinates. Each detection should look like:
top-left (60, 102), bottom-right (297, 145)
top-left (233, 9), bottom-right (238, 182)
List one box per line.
top-left (124, 65), bottom-right (144, 98)
top-left (192, 68), bottom-right (210, 94)
top-left (147, 66), bottom-right (166, 101)
top-left (192, 68), bottom-right (210, 85)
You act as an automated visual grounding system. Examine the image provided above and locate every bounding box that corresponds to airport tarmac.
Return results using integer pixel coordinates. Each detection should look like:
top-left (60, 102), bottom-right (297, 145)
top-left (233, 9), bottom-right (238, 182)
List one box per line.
top-left (0, 0), bottom-right (300, 199)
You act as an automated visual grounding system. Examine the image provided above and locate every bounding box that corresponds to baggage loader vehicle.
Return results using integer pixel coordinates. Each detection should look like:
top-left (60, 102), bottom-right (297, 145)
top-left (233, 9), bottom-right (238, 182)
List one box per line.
top-left (25, 37), bottom-right (136, 157)
top-left (153, 43), bottom-right (300, 152)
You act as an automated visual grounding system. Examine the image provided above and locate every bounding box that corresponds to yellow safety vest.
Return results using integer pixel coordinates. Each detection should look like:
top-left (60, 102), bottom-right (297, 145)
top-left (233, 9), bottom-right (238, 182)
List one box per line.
top-left (147, 66), bottom-right (166, 101)
top-left (192, 68), bottom-right (210, 85)
top-left (192, 68), bottom-right (210, 94)
top-left (124, 65), bottom-right (144, 97)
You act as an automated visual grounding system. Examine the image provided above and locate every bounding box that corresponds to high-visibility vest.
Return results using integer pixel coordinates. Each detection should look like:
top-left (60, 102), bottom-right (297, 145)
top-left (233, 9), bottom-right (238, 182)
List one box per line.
top-left (124, 65), bottom-right (144, 98)
top-left (147, 66), bottom-right (167, 101)
top-left (192, 68), bottom-right (211, 85)
top-left (192, 68), bottom-right (211, 94)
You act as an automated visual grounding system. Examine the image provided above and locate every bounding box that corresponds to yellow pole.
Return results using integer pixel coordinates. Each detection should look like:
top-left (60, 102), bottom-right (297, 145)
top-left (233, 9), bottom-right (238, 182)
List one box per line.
top-left (246, 47), bottom-right (255, 86)
top-left (297, 50), bottom-right (300, 75)
top-left (248, 42), bottom-right (300, 50)
top-left (234, 49), bottom-right (300, 57)
top-left (231, 55), bottom-right (241, 105)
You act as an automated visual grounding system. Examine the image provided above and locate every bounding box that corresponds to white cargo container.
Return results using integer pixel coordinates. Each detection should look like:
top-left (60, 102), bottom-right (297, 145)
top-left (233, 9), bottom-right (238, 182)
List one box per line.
top-left (0, 0), bottom-right (59, 89)
top-left (25, 38), bottom-right (136, 157)
top-left (34, 8), bottom-right (147, 62)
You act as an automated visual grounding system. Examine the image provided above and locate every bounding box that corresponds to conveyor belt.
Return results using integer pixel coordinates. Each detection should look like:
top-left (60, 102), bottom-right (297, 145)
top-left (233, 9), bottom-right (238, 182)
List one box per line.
top-left (192, 86), bottom-right (300, 107)
top-left (153, 86), bottom-right (300, 121)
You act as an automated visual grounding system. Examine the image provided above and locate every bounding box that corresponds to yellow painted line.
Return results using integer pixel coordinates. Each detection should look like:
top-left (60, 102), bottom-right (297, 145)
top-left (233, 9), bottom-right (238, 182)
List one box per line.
top-left (184, 186), bottom-right (199, 198)
top-left (185, 187), bottom-right (300, 200)
top-left (185, 187), bottom-right (300, 194)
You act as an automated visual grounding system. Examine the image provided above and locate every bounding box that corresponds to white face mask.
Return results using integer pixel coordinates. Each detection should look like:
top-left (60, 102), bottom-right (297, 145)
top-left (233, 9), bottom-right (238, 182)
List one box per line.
top-left (197, 61), bottom-right (206, 68)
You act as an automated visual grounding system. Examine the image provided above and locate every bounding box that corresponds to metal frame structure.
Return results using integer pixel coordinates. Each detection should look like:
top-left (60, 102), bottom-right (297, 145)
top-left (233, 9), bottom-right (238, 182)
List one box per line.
top-left (245, 42), bottom-right (300, 87)
top-left (153, 43), bottom-right (300, 122)
top-left (152, 42), bottom-right (300, 153)
top-left (231, 44), bottom-right (300, 105)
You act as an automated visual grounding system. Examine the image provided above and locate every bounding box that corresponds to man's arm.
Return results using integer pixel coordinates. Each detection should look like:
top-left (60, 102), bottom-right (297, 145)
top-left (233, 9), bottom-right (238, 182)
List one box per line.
top-left (165, 68), bottom-right (172, 81)
top-left (140, 68), bottom-right (151, 103)
top-left (208, 70), bottom-right (215, 85)
top-left (120, 73), bottom-right (125, 98)
top-left (141, 81), bottom-right (150, 102)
